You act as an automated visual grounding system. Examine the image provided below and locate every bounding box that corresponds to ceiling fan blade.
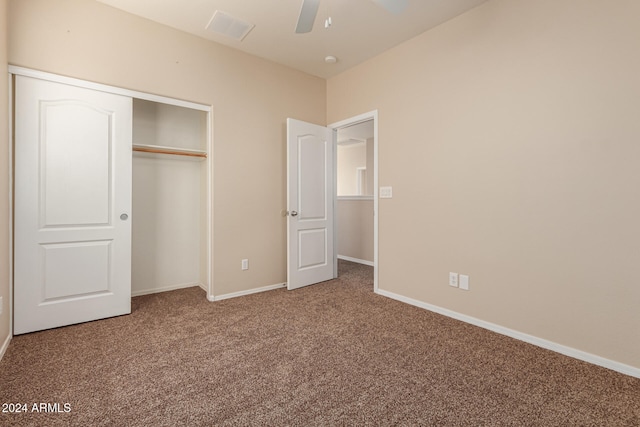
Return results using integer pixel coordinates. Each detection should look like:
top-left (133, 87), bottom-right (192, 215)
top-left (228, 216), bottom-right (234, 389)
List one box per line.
top-left (295, 0), bottom-right (320, 33)
top-left (371, 0), bottom-right (409, 15)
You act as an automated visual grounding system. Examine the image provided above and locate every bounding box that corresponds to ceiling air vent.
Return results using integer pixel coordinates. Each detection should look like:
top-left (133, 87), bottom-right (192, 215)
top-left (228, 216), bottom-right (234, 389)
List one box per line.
top-left (205, 10), bottom-right (255, 41)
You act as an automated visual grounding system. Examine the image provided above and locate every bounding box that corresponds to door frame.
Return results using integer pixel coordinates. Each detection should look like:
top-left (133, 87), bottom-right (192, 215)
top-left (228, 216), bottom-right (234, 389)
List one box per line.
top-left (4, 72), bottom-right (14, 354)
top-left (7, 66), bottom-right (215, 322)
top-left (329, 110), bottom-right (379, 292)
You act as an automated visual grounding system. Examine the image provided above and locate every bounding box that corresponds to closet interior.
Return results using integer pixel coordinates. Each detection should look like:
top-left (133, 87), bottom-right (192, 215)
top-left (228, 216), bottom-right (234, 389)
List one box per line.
top-left (131, 98), bottom-right (209, 296)
top-left (11, 68), bottom-right (212, 335)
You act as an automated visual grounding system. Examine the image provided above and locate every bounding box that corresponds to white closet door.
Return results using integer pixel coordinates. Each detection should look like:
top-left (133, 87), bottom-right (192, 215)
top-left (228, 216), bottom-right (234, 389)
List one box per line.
top-left (14, 76), bottom-right (132, 335)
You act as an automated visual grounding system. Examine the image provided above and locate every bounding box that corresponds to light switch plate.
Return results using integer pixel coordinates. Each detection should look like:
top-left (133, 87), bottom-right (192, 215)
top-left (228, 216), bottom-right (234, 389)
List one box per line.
top-left (241, 259), bottom-right (249, 270)
top-left (0, 296), bottom-right (3, 315)
top-left (459, 274), bottom-right (470, 291)
top-left (379, 186), bottom-right (393, 199)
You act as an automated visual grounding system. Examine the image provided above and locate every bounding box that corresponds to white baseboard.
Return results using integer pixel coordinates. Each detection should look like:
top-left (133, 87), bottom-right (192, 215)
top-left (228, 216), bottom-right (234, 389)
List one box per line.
top-left (376, 288), bottom-right (640, 379)
top-left (0, 332), bottom-right (11, 362)
top-left (209, 282), bottom-right (286, 302)
top-left (131, 282), bottom-right (201, 297)
top-left (338, 255), bottom-right (374, 267)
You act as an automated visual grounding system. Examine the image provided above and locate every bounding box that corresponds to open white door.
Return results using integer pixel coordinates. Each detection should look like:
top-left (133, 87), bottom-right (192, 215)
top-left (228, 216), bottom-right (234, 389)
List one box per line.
top-left (14, 75), bottom-right (132, 334)
top-left (287, 118), bottom-right (336, 290)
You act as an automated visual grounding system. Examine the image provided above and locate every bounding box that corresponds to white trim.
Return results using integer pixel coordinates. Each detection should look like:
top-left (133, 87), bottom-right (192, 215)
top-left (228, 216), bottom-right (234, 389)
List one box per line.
top-left (0, 76), bottom-right (9, 359)
top-left (8, 66), bottom-right (210, 112)
top-left (373, 111), bottom-right (379, 293)
top-left (7, 71), bottom-right (13, 346)
top-left (337, 195), bottom-right (374, 201)
top-left (209, 283), bottom-right (286, 302)
top-left (206, 108), bottom-right (214, 301)
top-left (329, 110), bottom-right (379, 292)
top-left (376, 288), bottom-right (640, 379)
top-left (0, 332), bottom-right (10, 361)
top-left (338, 255), bottom-right (374, 267)
top-left (131, 282), bottom-right (202, 297)
top-left (333, 127), bottom-right (338, 280)
top-left (356, 166), bottom-right (366, 196)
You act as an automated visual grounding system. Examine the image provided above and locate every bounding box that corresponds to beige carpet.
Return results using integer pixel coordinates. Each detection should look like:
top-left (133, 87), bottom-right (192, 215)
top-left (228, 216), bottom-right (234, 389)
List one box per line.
top-left (1, 260), bottom-right (639, 426)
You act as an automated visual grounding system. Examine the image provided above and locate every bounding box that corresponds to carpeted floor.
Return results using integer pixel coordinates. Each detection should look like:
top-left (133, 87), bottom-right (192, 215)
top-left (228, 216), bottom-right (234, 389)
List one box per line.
top-left (1, 260), bottom-right (639, 426)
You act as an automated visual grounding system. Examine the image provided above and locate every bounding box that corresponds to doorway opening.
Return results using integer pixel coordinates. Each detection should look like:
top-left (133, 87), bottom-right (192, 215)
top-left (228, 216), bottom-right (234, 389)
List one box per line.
top-left (330, 111), bottom-right (378, 292)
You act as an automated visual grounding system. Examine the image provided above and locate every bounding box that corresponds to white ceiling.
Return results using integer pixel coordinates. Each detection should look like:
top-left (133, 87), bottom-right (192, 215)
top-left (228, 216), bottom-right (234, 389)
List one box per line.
top-left (96, 0), bottom-right (488, 79)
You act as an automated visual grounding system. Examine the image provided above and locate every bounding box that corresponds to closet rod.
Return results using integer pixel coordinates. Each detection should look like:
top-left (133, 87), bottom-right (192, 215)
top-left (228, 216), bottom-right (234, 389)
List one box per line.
top-left (132, 144), bottom-right (207, 159)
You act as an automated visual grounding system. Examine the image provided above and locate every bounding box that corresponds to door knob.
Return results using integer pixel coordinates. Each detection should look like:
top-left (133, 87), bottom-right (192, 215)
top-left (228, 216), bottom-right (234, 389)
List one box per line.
top-left (120, 213), bottom-right (129, 221)
top-left (290, 211), bottom-right (298, 217)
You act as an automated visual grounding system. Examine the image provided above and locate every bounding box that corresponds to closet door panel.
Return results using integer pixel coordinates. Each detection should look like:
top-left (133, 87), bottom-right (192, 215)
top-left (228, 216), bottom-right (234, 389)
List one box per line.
top-left (42, 101), bottom-right (111, 226)
top-left (14, 75), bottom-right (132, 335)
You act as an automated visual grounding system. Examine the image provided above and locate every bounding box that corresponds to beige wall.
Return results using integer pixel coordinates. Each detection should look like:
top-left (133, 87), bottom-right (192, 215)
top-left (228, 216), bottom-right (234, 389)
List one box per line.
top-left (328, 0), bottom-right (640, 369)
top-left (337, 199), bottom-right (374, 263)
top-left (0, 0), bottom-right (9, 352)
top-left (8, 0), bottom-right (326, 296)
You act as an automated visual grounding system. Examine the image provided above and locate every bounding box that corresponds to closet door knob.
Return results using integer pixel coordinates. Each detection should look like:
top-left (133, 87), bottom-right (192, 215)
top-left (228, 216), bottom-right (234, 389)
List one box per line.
top-left (290, 211), bottom-right (298, 217)
top-left (120, 213), bottom-right (129, 221)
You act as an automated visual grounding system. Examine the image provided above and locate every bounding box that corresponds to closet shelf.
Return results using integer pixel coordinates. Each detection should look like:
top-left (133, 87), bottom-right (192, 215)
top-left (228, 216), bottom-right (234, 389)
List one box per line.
top-left (132, 144), bottom-right (207, 159)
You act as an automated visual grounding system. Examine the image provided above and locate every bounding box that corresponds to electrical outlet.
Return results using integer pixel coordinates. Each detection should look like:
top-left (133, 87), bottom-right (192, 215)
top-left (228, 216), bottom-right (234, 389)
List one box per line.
top-left (449, 272), bottom-right (458, 287)
top-left (379, 186), bottom-right (393, 199)
top-left (459, 274), bottom-right (470, 291)
top-left (241, 259), bottom-right (249, 271)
